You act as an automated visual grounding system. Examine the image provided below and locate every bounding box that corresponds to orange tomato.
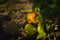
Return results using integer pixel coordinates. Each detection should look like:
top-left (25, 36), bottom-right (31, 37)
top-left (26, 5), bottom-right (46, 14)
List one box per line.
top-left (27, 12), bottom-right (36, 24)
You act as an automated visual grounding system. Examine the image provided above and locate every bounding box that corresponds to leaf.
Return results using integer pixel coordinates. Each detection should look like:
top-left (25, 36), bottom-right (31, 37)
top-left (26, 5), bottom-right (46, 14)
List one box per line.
top-left (21, 9), bottom-right (32, 12)
top-left (37, 22), bottom-right (42, 33)
top-left (37, 22), bottom-right (45, 33)
top-left (37, 23), bottom-right (46, 39)
top-left (24, 24), bottom-right (36, 36)
top-left (35, 7), bottom-right (40, 12)
top-left (53, 36), bottom-right (57, 40)
top-left (46, 24), bottom-right (50, 31)
top-left (49, 4), bottom-right (56, 8)
top-left (36, 31), bottom-right (46, 40)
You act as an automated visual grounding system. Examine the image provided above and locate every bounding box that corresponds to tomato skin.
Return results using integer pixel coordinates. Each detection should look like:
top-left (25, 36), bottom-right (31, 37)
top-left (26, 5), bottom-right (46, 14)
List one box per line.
top-left (27, 12), bottom-right (36, 24)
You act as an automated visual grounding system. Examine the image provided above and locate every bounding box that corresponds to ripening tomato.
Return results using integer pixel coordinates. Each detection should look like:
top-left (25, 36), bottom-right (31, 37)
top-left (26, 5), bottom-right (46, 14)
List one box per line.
top-left (27, 12), bottom-right (37, 24)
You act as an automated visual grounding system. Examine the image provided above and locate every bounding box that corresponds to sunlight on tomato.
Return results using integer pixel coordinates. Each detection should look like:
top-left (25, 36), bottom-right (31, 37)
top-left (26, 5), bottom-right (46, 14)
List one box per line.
top-left (27, 12), bottom-right (36, 23)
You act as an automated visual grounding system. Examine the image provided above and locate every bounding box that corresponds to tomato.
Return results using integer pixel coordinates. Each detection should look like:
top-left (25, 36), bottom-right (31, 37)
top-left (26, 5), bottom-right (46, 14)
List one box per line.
top-left (27, 12), bottom-right (36, 24)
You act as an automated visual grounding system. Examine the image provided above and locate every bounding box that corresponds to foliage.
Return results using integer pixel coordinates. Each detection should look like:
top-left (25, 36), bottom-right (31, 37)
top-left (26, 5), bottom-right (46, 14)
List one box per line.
top-left (0, 0), bottom-right (58, 40)
top-left (24, 0), bottom-right (58, 40)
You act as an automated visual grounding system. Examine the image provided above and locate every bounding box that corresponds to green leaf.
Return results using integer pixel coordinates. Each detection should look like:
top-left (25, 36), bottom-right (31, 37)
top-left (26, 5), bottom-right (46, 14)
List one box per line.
top-left (46, 24), bottom-right (50, 31)
top-left (37, 22), bottom-right (45, 33)
top-left (53, 36), bottom-right (57, 40)
top-left (37, 22), bottom-right (42, 33)
top-left (49, 4), bottom-right (56, 8)
top-left (21, 9), bottom-right (32, 12)
top-left (36, 31), bottom-right (46, 40)
top-left (35, 7), bottom-right (40, 12)
top-left (37, 23), bottom-right (46, 39)
top-left (24, 24), bottom-right (36, 36)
